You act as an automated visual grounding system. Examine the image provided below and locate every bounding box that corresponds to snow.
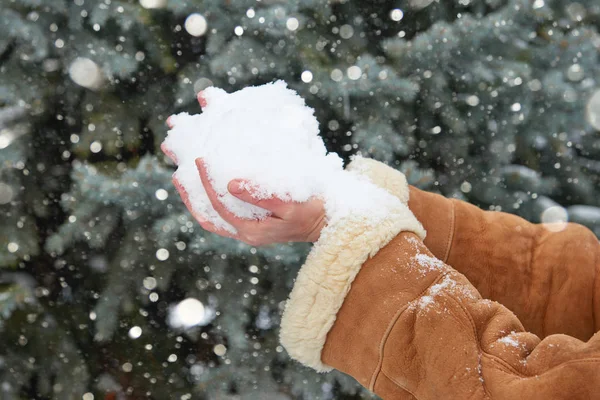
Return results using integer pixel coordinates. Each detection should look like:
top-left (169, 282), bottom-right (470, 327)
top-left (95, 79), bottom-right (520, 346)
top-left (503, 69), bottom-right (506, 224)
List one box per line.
top-left (139, 0), bottom-right (167, 9)
top-left (417, 276), bottom-right (455, 309)
top-left (540, 205), bottom-right (568, 232)
top-left (168, 298), bottom-right (212, 329)
top-left (429, 276), bottom-right (455, 295)
top-left (68, 57), bottom-right (103, 90)
top-left (128, 326), bottom-right (142, 339)
top-left (163, 81), bottom-right (401, 234)
top-left (498, 333), bottom-right (521, 348)
top-left (413, 253), bottom-right (445, 272)
top-left (415, 272), bottom-right (480, 311)
top-left (418, 295), bottom-right (434, 309)
top-left (405, 236), bottom-right (421, 247)
top-left (184, 13), bottom-right (208, 37)
top-left (586, 89), bottom-right (600, 130)
top-left (477, 354), bottom-right (485, 383)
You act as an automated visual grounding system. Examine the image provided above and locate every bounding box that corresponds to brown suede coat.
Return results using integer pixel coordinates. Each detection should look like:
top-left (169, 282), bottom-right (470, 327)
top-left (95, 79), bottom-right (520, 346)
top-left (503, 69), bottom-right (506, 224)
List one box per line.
top-left (280, 158), bottom-right (600, 400)
top-left (281, 158), bottom-right (600, 400)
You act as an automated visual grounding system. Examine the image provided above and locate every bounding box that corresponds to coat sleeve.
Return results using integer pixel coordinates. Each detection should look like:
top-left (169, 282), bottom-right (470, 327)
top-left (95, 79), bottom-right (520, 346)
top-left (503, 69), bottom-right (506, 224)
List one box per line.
top-left (279, 157), bottom-right (600, 400)
top-left (346, 156), bottom-right (600, 341)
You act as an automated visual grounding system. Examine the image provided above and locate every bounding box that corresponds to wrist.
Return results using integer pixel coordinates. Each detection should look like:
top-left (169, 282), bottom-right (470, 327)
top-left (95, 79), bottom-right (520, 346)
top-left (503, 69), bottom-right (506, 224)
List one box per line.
top-left (306, 213), bottom-right (327, 243)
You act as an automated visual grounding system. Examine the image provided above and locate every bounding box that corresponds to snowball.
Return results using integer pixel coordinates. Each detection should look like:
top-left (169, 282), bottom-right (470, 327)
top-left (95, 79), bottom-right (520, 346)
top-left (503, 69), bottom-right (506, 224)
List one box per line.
top-left (163, 81), bottom-right (401, 234)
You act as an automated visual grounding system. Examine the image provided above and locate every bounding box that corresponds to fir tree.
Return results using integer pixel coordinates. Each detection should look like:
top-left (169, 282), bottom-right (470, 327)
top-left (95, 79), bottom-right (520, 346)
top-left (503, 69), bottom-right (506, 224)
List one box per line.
top-left (0, 0), bottom-right (599, 398)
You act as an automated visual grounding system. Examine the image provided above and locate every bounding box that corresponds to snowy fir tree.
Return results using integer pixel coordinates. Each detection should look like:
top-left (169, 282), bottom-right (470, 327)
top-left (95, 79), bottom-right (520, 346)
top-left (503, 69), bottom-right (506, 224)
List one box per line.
top-left (0, 0), bottom-right (599, 398)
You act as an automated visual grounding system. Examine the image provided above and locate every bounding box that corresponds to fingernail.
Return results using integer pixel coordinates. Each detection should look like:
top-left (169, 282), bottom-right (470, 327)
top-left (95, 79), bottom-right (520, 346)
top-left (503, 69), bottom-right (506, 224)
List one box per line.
top-left (229, 181), bottom-right (244, 194)
top-left (198, 92), bottom-right (208, 108)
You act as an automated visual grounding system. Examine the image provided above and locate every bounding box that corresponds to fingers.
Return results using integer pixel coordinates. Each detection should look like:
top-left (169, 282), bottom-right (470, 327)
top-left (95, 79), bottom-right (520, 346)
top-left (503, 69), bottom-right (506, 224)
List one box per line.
top-left (172, 175), bottom-right (237, 239)
top-left (197, 91), bottom-right (208, 108)
top-left (165, 90), bottom-right (209, 163)
top-left (196, 158), bottom-right (260, 230)
top-left (161, 142), bottom-right (178, 164)
top-left (227, 179), bottom-right (288, 218)
top-left (163, 117), bottom-right (179, 164)
top-left (172, 175), bottom-right (207, 224)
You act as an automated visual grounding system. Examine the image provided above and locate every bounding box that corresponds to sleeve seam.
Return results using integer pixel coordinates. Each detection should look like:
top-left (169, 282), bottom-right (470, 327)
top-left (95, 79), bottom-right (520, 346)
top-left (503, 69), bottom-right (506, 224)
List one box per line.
top-left (379, 369), bottom-right (419, 399)
top-left (444, 293), bottom-right (527, 378)
top-left (369, 272), bottom-right (448, 392)
top-left (485, 354), bottom-right (600, 377)
top-left (444, 199), bottom-right (457, 263)
top-left (444, 291), bottom-right (600, 380)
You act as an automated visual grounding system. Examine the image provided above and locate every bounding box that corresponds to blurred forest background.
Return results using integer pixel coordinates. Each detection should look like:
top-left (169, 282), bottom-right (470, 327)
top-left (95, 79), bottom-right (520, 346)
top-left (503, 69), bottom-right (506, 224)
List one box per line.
top-left (1, 0), bottom-right (599, 399)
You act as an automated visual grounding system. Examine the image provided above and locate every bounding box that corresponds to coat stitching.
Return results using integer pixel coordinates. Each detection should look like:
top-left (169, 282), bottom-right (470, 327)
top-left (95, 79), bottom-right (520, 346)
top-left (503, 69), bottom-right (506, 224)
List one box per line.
top-left (445, 199), bottom-right (457, 263)
top-left (380, 369), bottom-right (419, 399)
top-left (369, 272), bottom-right (448, 392)
top-left (445, 292), bottom-right (600, 389)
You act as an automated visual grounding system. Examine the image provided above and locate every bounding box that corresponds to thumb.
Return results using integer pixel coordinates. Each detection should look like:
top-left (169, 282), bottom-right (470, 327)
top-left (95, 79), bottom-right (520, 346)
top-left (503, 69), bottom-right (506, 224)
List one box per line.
top-left (228, 180), bottom-right (288, 215)
top-left (228, 179), bottom-right (246, 195)
top-left (197, 91), bottom-right (208, 108)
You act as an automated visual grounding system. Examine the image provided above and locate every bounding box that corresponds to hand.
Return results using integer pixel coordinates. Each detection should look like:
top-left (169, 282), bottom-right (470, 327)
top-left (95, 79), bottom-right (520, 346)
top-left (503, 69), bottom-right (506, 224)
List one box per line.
top-left (163, 92), bottom-right (327, 246)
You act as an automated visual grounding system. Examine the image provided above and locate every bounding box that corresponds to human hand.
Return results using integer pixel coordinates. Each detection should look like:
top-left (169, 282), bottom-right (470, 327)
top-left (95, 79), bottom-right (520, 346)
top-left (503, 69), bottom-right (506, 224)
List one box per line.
top-left (163, 92), bottom-right (327, 246)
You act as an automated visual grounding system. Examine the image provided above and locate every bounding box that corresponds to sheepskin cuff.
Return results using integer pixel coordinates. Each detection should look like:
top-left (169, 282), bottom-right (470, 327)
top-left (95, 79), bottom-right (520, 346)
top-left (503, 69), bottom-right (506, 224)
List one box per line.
top-left (279, 157), bottom-right (425, 372)
top-left (345, 155), bottom-right (410, 204)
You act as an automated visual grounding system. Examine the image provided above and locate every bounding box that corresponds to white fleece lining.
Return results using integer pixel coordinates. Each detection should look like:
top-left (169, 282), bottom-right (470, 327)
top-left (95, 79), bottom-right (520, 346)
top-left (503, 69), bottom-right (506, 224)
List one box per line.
top-left (280, 158), bottom-right (425, 372)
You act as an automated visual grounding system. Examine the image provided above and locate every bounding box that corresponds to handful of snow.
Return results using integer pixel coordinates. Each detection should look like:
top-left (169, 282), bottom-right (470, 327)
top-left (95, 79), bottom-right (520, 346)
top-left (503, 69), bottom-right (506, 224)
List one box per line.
top-left (162, 81), bottom-right (401, 235)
